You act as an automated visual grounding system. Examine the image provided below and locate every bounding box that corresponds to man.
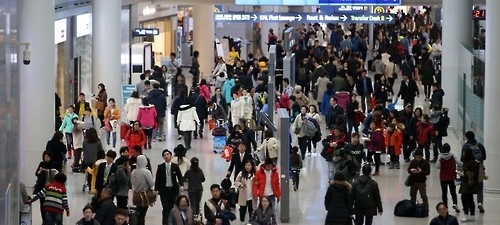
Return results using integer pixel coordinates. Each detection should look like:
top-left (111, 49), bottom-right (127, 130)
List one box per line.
top-left (204, 184), bottom-right (228, 225)
top-left (150, 66), bottom-right (168, 96)
top-left (400, 104), bottom-right (415, 162)
top-left (281, 78), bottom-right (294, 98)
top-left (310, 59), bottom-right (326, 87)
top-left (429, 202), bottom-right (459, 225)
top-left (128, 145), bottom-right (152, 172)
top-left (226, 142), bottom-right (253, 181)
top-left (430, 83), bottom-right (445, 110)
top-left (356, 70), bottom-right (373, 113)
top-left (59, 105), bottom-right (78, 159)
top-left (407, 150), bottom-right (431, 209)
top-left (95, 150), bottom-right (118, 198)
top-left (74, 93), bottom-right (95, 118)
top-left (461, 131), bottom-right (487, 213)
top-left (253, 158), bottom-right (282, 207)
top-left (208, 100), bottom-right (228, 123)
top-left (324, 56), bottom-right (338, 80)
top-left (113, 208), bottom-right (129, 225)
top-left (352, 165), bottom-right (383, 225)
top-left (332, 72), bottom-right (348, 92)
top-left (344, 132), bottom-right (367, 179)
top-left (239, 118), bottom-right (257, 154)
top-left (397, 72), bottom-right (419, 110)
top-left (155, 149), bottom-right (184, 225)
top-left (167, 52), bottom-right (181, 76)
top-left (136, 70), bottom-right (150, 95)
top-left (340, 35), bottom-right (352, 52)
top-left (326, 97), bottom-right (344, 130)
top-left (28, 173), bottom-right (70, 225)
top-left (323, 127), bottom-right (346, 181)
top-left (190, 87), bottom-right (208, 139)
top-left (95, 187), bottom-right (117, 225)
top-left (148, 83), bottom-right (167, 141)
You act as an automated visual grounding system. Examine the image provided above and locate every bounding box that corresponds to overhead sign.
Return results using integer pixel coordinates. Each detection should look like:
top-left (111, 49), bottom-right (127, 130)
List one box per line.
top-left (318, 0), bottom-right (401, 5)
top-left (76, 13), bottom-right (91, 37)
top-left (235, 0), bottom-right (400, 5)
top-left (472, 9), bottom-right (485, 20)
top-left (132, 28), bottom-right (159, 37)
top-left (54, 18), bottom-right (67, 44)
top-left (320, 5), bottom-right (370, 14)
top-left (121, 85), bottom-right (136, 105)
top-left (214, 12), bottom-right (395, 24)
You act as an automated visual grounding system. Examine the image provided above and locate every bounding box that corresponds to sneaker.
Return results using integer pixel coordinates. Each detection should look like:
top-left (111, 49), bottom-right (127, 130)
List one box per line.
top-left (453, 204), bottom-right (460, 213)
top-left (460, 215), bottom-right (469, 222)
top-left (478, 203), bottom-right (485, 213)
top-left (177, 135), bottom-right (182, 140)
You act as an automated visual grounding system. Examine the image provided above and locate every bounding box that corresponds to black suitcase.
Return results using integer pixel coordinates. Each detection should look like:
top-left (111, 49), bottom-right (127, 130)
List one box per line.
top-left (413, 203), bottom-right (429, 218)
top-left (394, 199), bottom-right (415, 217)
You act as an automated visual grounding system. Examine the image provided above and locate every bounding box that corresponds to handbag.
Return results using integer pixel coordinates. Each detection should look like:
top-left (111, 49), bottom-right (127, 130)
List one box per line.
top-left (246, 119), bottom-right (256, 130)
top-left (189, 67), bottom-right (196, 75)
top-left (209, 119), bottom-right (216, 130)
top-left (404, 174), bottom-right (414, 187)
top-left (132, 188), bottom-right (157, 207)
top-left (221, 146), bottom-right (234, 160)
top-left (95, 101), bottom-right (105, 111)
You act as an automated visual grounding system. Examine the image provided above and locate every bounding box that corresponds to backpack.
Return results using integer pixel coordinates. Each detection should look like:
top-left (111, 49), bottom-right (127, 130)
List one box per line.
top-left (394, 199), bottom-right (415, 217)
top-left (466, 143), bottom-right (483, 161)
top-left (354, 180), bottom-right (373, 209)
top-left (301, 118), bottom-right (318, 137)
top-left (308, 116), bottom-right (322, 142)
top-left (82, 115), bottom-right (95, 127)
top-left (413, 203), bottom-right (429, 218)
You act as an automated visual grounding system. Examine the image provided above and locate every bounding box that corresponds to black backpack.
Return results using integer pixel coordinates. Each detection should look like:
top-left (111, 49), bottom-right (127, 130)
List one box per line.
top-left (394, 199), bottom-right (415, 217)
top-left (354, 180), bottom-right (373, 209)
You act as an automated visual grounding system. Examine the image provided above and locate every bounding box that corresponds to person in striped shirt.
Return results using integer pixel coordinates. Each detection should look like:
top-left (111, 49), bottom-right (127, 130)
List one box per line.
top-left (29, 172), bottom-right (70, 225)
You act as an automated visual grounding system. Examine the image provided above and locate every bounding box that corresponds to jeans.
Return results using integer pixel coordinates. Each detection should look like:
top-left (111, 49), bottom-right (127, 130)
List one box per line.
top-left (64, 132), bottom-right (73, 150)
top-left (440, 180), bottom-right (458, 206)
top-left (327, 161), bottom-right (336, 181)
top-left (367, 151), bottom-right (381, 172)
top-left (194, 118), bottom-right (205, 137)
top-left (355, 213), bottom-right (373, 225)
top-left (433, 136), bottom-right (443, 159)
top-left (298, 136), bottom-right (310, 159)
top-left (44, 211), bottom-right (63, 225)
top-left (156, 117), bottom-right (165, 139)
top-left (461, 193), bottom-right (475, 215)
top-left (188, 191), bottom-right (203, 215)
top-left (136, 206), bottom-right (149, 225)
top-left (239, 200), bottom-right (254, 222)
top-left (182, 131), bottom-right (193, 149)
top-left (106, 131), bottom-right (117, 148)
top-left (410, 182), bottom-right (428, 209)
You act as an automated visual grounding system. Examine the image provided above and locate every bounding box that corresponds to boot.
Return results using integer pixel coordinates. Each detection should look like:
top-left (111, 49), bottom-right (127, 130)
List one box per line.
top-left (396, 162), bottom-right (400, 169)
top-left (389, 162), bottom-right (394, 169)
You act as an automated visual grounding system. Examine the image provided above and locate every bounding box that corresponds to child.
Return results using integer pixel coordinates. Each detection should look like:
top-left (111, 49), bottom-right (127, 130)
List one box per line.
top-left (343, 132), bottom-right (366, 179)
top-left (29, 173), bottom-right (70, 224)
top-left (72, 117), bottom-right (84, 171)
top-left (76, 205), bottom-right (99, 225)
top-left (385, 123), bottom-right (403, 169)
top-left (290, 146), bottom-right (303, 191)
top-left (436, 143), bottom-right (461, 213)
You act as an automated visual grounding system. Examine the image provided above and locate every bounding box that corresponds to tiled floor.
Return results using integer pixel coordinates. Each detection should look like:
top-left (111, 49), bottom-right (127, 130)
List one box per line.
top-left (28, 73), bottom-right (498, 225)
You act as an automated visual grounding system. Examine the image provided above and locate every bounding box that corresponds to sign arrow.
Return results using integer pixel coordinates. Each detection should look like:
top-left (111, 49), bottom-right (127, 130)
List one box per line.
top-left (295, 14), bottom-right (303, 21)
top-left (341, 15), bottom-right (347, 21)
top-left (387, 14), bottom-right (393, 22)
top-left (251, 14), bottom-right (257, 21)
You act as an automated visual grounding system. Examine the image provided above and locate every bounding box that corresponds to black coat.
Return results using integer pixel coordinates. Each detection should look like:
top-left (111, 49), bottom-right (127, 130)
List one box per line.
top-left (34, 161), bottom-right (58, 193)
top-left (241, 127), bottom-right (257, 153)
top-left (211, 95), bottom-right (228, 114)
top-left (155, 162), bottom-right (183, 194)
top-left (190, 93), bottom-right (208, 120)
top-left (324, 62), bottom-right (337, 80)
top-left (352, 175), bottom-right (383, 216)
top-left (356, 77), bottom-right (374, 95)
top-left (95, 163), bottom-right (118, 191)
top-left (95, 198), bottom-right (117, 225)
top-left (45, 140), bottom-right (67, 170)
top-left (326, 105), bottom-right (345, 129)
top-left (148, 89), bottom-right (167, 118)
top-left (397, 79), bottom-right (419, 101)
top-left (227, 152), bottom-right (253, 180)
top-left (324, 183), bottom-right (353, 225)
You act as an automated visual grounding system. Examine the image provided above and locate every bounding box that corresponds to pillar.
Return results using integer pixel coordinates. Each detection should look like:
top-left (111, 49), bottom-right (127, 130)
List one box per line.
top-left (441, 0), bottom-right (472, 128)
top-left (19, 0), bottom-right (55, 184)
top-left (483, 0), bottom-right (500, 194)
top-left (192, 5), bottom-right (215, 81)
top-left (93, 0), bottom-right (122, 107)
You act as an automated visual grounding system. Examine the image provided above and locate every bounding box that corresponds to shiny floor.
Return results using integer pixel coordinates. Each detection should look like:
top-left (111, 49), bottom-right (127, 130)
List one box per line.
top-left (29, 73), bottom-right (498, 225)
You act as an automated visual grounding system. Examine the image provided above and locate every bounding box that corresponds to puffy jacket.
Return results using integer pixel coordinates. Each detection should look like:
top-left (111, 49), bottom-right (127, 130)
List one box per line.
top-left (416, 122), bottom-right (434, 145)
top-left (384, 130), bottom-right (403, 156)
top-left (124, 97), bottom-right (142, 122)
top-left (256, 137), bottom-right (278, 159)
top-left (365, 128), bottom-right (385, 152)
top-left (148, 89), bottom-right (167, 118)
top-left (136, 105), bottom-right (157, 128)
top-left (352, 175), bottom-right (383, 216)
top-left (104, 107), bottom-right (121, 121)
top-left (221, 78), bottom-right (236, 101)
top-left (253, 164), bottom-right (281, 198)
top-left (324, 183), bottom-right (352, 225)
top-left (199, 84), bottom-right (211, 103)
top-left (177, 104), bottom-right (200, 132)
top-left (59, 112), bottom-right (78, 133)
top-left (125, 129), bottom-right (146, 153)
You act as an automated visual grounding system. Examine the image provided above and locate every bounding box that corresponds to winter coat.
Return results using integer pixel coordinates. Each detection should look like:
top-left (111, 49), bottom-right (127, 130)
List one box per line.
top-left (73, 122), bottom-right (85, 149)
top-left (148, 89), bottom-right (167, 118)
top-left (253, 164), bottom-right (281, 198)
top-left (82, 140), bottom-right (103, 166)
top-left (115, 166), bottom-right (130, 197)
top-left (131, 155), bottom-right (154, 192)
top-left (190, 94), bottom-right (208, 120)
top-left (416, 122), bottom-right (434, 145)
top-left (125, 129), bottom-right (146, 151)
top-left (231, 98), bottom-right (243, 126)
top-left (215, 75), bottom-right (227, 89)
top-left (256, 137), bottom-right (279, 159)
top-left (365, 128), bottom-right (385, 152)
top-left (136, 105), bottom-right (157, 128)
top-left (235, 171), bottom-right (258, 208)
top-left (238, 94), bottom-right (253, 120)
top-left (420, 59), bottom-right (435, 85)
top-left (293, 86), bottom-right (309, 107)
top-left (459, 159), bottom-right (480, 194)
top-left (352, 175), bottom-right (383, 216)
top-left (321, 90), bottom-right (335, 116)
top-left (324, 183), bottom-right (352, 225)
top-left (221, 79), bottom-right (236, 102)
top-left (436, 153), bottom-right (460, 181)
top-left (124, 97), bottom-right (142, 122)
top-left (384, 130), bottom-right (403, 156)
top-left (326, 105), bottom-right (344, 129)
top-left (430, 88), bottom-right (445, 109)
top-left (315, 77), bottom-right (330, 103)
top-left (59, 112), bottom-right (78, 133)
top-left (103, 107), bottom-right (121, 121)
top-left (291, 114), bottom-right (309, 138)
top-left (199, 84), bottom-right (211, 103)
top-left (177, 104), bottom-right (200, 132)
top-left (45, 140), bottom-right (67, 169)
top-left (407, 158), bottom-right (431, 183)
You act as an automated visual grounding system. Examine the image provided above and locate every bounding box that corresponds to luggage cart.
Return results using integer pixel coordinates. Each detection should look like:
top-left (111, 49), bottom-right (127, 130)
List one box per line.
top-left (212, 120), bottom-right (227, 154)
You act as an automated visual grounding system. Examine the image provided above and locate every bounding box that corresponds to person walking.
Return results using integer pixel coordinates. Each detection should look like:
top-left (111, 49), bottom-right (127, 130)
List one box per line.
top-left (183, 157), bottom-right (205, 217)
top-left (103, 98), bottom-right (121, 150)
top-left (356, 70), bottom-right (373, 113)
top-left (59, 105), bottom-right (78, 159)
top-left (177, 100), bottom-right (200, 150)
top-left (136, 98), bottom-right (157, 149)
top-left (155, 149), bottom-right (184, 225)
top-left (407, 150), bottom-right (431, 209)
top-left (461, 130), bottom-right (487, 214)
top-left (124, 91), bottom-right (142, 124)
top-left (458, 147), bottom-right (480, 222)
top-left (324, 172), bottom-right (353, 225)
top-left (114, 156), bottom-right (131, 210)
top-left (29, 173), bottom-right (70, 225)
top-left (82, 128), bottom-right (104, 191)
top-left (397, 73), bottom-right (419, 110)
top-left (131, 155), bottom-right (155, 225)
top-left (148, 83), bottom-right (167, 141)
top-left (436, 143), bottom-right (461, 213)
top-left (235, 160), bottom-right (257, 223)
top-left (352, 165), bottom-right (383, 225)
top-left (45, 131), bottom-right (67, 172)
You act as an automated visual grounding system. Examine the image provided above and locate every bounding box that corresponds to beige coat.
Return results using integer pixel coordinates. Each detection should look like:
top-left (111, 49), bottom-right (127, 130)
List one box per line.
top-left (256, 137), bottom-right (279, 159)
top-left (234, 171), bottom-right (258, 208)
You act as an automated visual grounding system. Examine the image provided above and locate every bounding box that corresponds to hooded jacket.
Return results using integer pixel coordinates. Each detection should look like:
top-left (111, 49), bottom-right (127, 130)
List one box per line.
top-left (253, 164), bottom-right (281, 198)
top-left (352, 175), bottom-right (383, 215)
top-left (131, 155), bottom-right (154, 192)
top-left (221, 78), bottom-right (236, 102)
top-left (177, 104), bottom-right (200, 132)
top-left (436, 153), bottom-right (460, 181)
top-left (136, 104), bottom-right (157, 128)
top-left (124, 97), bottom-right (142, 122)
top-left (59, 112), bottom-right (78, 133)
top-left (147, 89), bottom-right (167, 118)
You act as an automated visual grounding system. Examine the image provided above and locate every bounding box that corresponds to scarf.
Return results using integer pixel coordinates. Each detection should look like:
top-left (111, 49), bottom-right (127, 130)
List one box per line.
top-left (255, 207), bottom-right (273, 224)
top-left (172, 205), bottom-right (193, 225)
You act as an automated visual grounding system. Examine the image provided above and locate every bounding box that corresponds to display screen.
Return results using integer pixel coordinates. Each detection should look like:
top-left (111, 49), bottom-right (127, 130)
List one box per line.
top-left (472, 10), bottom-right (485, 20)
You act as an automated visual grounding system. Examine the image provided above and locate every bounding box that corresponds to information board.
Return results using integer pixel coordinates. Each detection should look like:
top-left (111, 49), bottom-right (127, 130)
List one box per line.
top-left (121, 85), bottom-right (136, 105)
top-left (214, 12), bottom-right (395, 24)
top-left (235, 0), bottom-right (401, 6)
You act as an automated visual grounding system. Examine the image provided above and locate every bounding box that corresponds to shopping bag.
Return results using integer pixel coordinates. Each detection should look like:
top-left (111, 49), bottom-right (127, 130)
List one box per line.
top-left (370, 97), bottom-right (376, 109)
top-left (209, 119), bottom-right (216, 130)
top-left (221, 146), bottom-right (234, 160)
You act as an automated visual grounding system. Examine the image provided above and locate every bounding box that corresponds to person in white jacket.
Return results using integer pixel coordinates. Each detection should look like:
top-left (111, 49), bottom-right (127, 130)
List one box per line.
top-left (231, 94), bottom-right (242, 127)
top-left (234, 161), bottom-right (258, 223)
top-left (177, 102), bottom-right (200, 150)
top-left (239, 90), bottom-right (253, 120)
top-left (255, 129), bottom-right (279, 165)
top-left (212, 56), bottom-right (227, 78)
top-left (124, 91), bottom-right (142, 124)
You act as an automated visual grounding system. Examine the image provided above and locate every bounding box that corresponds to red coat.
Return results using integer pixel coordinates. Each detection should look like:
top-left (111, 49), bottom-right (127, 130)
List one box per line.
top-left (416, 122), bottom-right (434, 145)
top-left (125, 129), bottom-right (146, 155)
top-left (253, 164), bottom-right (281, 198)
top-left (365, 128), bottom-right (385, 152)
top-left (385, 130), bottom-right (403, 155)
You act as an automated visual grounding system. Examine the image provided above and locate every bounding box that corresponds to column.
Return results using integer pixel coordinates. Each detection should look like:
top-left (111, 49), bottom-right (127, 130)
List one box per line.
top-left (93, 0), bottom-right (122, 107)
top-left (483, 0), bottom-right (500, 193)
top-left (192, 5), bottom-right (215, 81)
top-left (19, 0), bottom-right (55, 184)
top-left (441, 0), bottom-right (472, 128)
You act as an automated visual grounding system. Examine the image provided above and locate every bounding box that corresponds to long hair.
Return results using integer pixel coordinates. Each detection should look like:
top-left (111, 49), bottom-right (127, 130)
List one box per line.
top-left (189, 157), bottom-right (201, 172)
top-left (241, 160), bottom-right (256, 180)
top-left (85, 128), bottom-right (99, 143)
top-left (51, 131), bottom-right (64, 141)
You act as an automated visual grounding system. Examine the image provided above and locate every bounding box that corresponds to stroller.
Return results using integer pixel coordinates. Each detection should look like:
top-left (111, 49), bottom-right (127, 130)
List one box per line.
top-left (212, 119), bottom-right (227, 154)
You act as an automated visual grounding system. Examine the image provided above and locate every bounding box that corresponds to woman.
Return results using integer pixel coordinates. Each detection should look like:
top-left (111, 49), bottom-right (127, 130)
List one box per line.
top-left (172, 88), bottom-right (188, 140)
top-left (324, 172), bottom-right (353, 225)
top-left (365, 121), bottom-right (385, 176)
top-left (239, 89), bottom-right (253, 120)
top-left (72, 117), bottom-right (85, 170)
top-left (250, 196), bottom-right (277, 225)
top-left (184, 157), bottom-right (205, 216)
top-left (124, 91), bottom-right (142, 124)
top-left (173, 144), bottom-right (191, 176)
top-left (131, 155), bottom-right (154, 225)
top-left (256, 130), bottom-right (278, 164)
top-left (137, 98), bottom-right (157, 149)
top-left (227, 46), bottom-right (240, 66)
top-left (168, 195), bottom-right (194, 225)
top-left (115, 155), bottom-right (131, 209)
top-left (177, 99), bottom-right (200, 150)
top-left (191, 51), bottom-right (200, 86)
top-left (321, 83), bottom-right (335, 117)
top-left (103, 98), bottom-right (121, 150)
top-left (199, 79), bottom-right (211, 103)
top-left (226, 124), bottom-right (247, 150)
top-left (419, 53), bottom-right (435, 99)
top-left (76, 205), bottom-right (100, 225)
top-left (291, 106), bottom-right (310, 160)
top-left (83, 128), bottom-right (104, 190)
top-left (235, 161), bottom-right (257, 223)
top-left (95, 83), bottom-right (108, 127)
top-left (172, 74), bottom-right (188, 99)
top-left (458, 147), bottom-right (480, 222)
top-left (346, 93), bottom-right (361, 136)
top-left (34, 151), bottom-right (57, 225)
top-left (307, 105), bottom-right (322, 156)
top-left (315, 73), bottom-right (331, 110)
top-left (45, 131), bottom-right (66, 172)
top-left (212, 56), bottom-right (227, 78)
top-left (125, 121), bottom-right (146, 157)
top-left (230, 94), bottom-right (242, 127)
top-left (373, 75), bottom-right (390, 106)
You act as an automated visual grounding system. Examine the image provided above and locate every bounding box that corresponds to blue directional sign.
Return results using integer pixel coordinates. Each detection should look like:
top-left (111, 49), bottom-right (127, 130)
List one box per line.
top-left (235, 0), bottom-right (401, 6)
top-left (214, 12), bottom-right (395, 24)
top-left (319, 0), bottom-right (401, 5)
